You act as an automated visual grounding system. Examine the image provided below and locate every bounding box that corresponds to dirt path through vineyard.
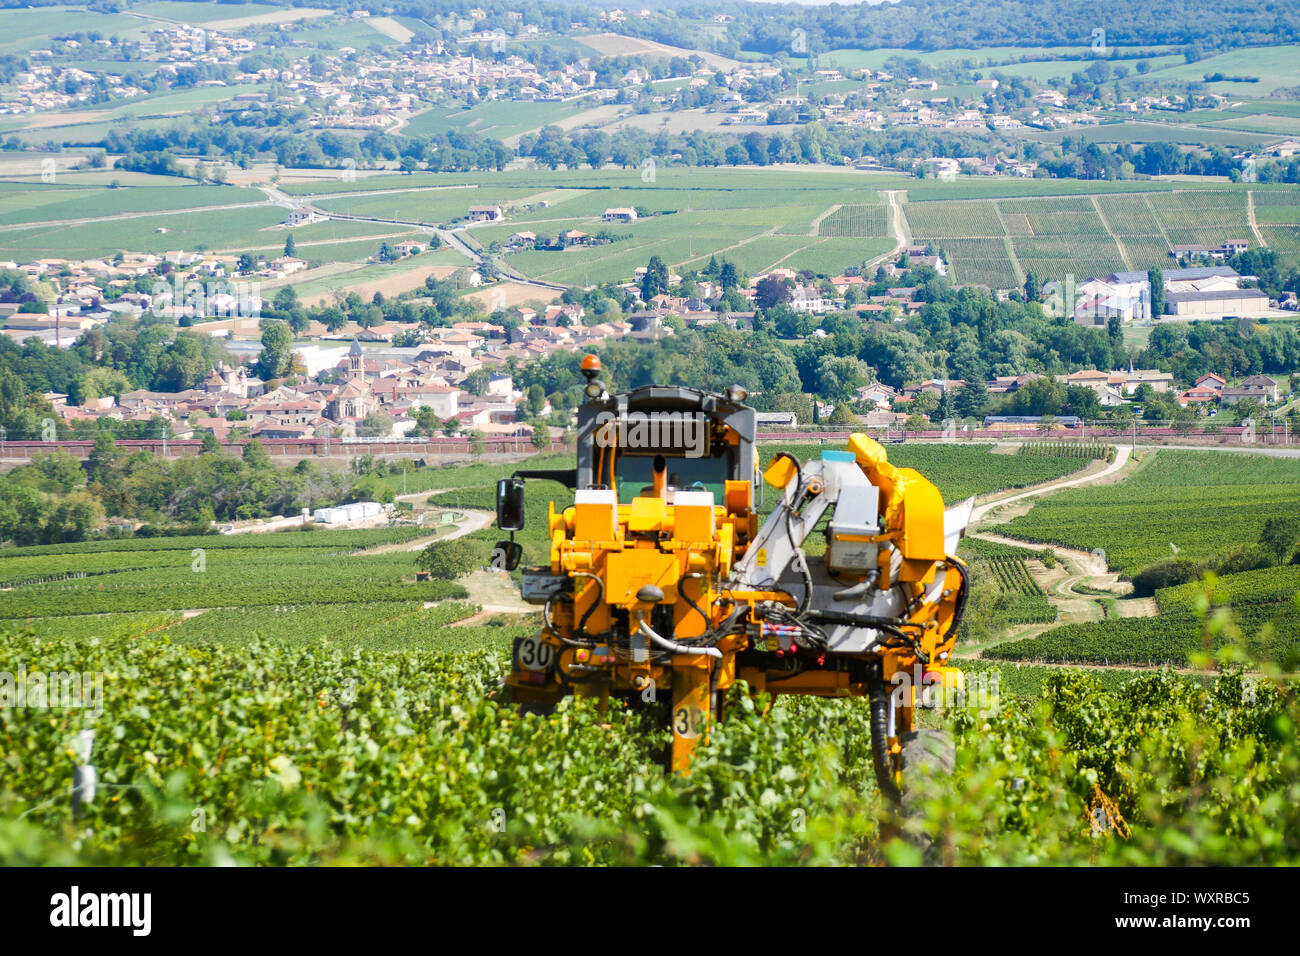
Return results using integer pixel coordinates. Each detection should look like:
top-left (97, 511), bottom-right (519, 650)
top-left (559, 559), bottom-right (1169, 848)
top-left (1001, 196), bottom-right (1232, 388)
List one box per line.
top-left (964, 447), bottom-right (1160, 662)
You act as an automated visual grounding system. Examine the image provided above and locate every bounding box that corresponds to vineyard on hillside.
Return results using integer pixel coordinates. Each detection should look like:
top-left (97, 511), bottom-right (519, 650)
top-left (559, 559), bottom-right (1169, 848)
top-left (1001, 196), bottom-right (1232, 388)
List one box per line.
top-left (10, 629), bottom-right (1300, 868)
top-left (2, 625), bottom-right (1298, 866)
top-left (981, 555), bottom-right (1056, 625)
top-left (1018, 441), bottom-right (1112, 461)
top-left (1157, 565), bottom-right (1300, 616)
top-left (818, 202), bottom-right (890, 238)
top-left (4, 444), bottom-right (1297, 867)
top-left (905, 188), bottom-right (1268, 291)
top-left (983, 595), bottom-right (1300, 666)
top-left (992, 450), bottom-right (1300, 574)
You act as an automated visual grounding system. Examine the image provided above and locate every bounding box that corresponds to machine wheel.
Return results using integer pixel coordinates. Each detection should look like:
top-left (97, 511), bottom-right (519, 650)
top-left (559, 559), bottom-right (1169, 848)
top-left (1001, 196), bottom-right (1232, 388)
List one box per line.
top-left (898, 729), bottom-right (955, 809)
top-left (518, 701), bottom-right (556, 718)
top-left (895, 729), bottom-right (955, 863)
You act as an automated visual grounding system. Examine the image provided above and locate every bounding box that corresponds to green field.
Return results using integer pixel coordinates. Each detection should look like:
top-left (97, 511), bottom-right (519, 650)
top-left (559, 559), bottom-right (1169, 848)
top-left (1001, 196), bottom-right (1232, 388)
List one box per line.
top-left (1141, 44), bottom-right (1300, 96)
top-left (404, 100), bottom-right (595, 141)
top-left (983, 599), bottom-right (1299, 665)
top-left (0, 182), bottom-right (261, 228)
top-left (4, 445), bottom-right (1299, 865)
top-left (283, 247), bottom-right (473, 299)
top-left (984, 562), bottom-right (1300, 666)
top-left (992, 450), bottom-right (1300, 574)
top-left (1023, 122), bottom-right (1276, 149)
top-left (0, 6), bottom-right (148, 54)
top-left (818, 202), bottom-right (890, 238)
top-left (904, 187), bottom-right (1281, 289)
top-left (819, 45), bottom-right (1181, 73)
top-left (0, 204), bottom-right (286, 260)
top-left (4, 570), bottom-right (1294, 865)
top-left (132, 1), bottom-right (285, 21)
top-left (760, 442), bottom-right (1092, 504)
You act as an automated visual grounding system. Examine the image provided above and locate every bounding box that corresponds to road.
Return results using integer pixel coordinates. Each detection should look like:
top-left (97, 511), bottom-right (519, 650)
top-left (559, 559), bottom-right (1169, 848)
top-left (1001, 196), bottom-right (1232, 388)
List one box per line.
top-left (258, 181), bottom-right (568, 292)
top-left (862, 189), bottom-right (908, 273)
top-left (970, 445), bottom-right (1132, 525)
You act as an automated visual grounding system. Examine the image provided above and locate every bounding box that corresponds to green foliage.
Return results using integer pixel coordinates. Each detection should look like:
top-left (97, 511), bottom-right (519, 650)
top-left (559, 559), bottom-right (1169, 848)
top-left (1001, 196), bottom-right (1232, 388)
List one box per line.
top-left (1017, 441), bottom-right (1111, 460)
top-left (3, 624), bottom-right (1298, 865)
top-left (980, 556), bottom-right (1056, 624)
top-left (414, 539), bottom-right (483, 579)
top-left (0, 527), bottom-right (430, 558)
top-left (255, 320), bottom-right (293, 381)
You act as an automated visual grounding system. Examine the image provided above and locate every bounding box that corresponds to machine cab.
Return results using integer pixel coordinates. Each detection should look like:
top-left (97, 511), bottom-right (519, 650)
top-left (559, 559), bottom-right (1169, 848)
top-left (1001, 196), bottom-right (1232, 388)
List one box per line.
top-left (575, 384), bottom-right (757, 504)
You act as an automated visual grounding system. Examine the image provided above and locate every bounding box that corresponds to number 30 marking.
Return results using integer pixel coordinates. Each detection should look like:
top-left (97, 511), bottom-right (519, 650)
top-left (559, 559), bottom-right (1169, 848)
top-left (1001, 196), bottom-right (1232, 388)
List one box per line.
top-left (516, 636), bottom-right (554, 672)
top-left (673, 706), bottom-right (706, 739)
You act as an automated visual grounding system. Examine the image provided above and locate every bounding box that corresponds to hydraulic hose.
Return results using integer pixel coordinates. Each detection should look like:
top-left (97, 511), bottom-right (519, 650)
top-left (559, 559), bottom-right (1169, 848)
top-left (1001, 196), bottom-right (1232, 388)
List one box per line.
top-left (573, 571), bottom-right (604, 638)
top-left (638, 620), bottom-right (722, 659)
top-left (868, 679), bottom-right (903, 803)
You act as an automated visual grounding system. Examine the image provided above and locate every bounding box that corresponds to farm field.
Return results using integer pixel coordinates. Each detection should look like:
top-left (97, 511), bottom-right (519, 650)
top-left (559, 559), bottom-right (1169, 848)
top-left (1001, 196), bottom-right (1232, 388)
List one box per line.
top-left (287, 251), bottom-right (475, 306)
top-left (131, 1), bottom-right (292, 23)
top-left (977, 554), bottom-right (1057, 625)
top-left (991, 449), bottom-right (1300, 574)
top-left (0, 204), bottom-right (286, 260)
top-left (0, 6), bottom-right (148, 55)
top-left (982, 598), bottom-right (1300, 665)
top-left (221, 223), bottom-right (433, 260)
top-left (0, 545), bottom-right (466, 620)
top-left (281, 166), bottom-right (913, 199)
top-left (0, 182), bottom-right (263, 227)
top-left (819, 45), bottom-right (1181, 73)
top-left (903, 187), bottom-right (1289, 289)
top-left (3, 444), bottom-right (1298, 865)
top-left (0, 85), bottom-right (271, 143)
top-left (4, 603), bottom-right (1295, 864)
top-left (1023, 122), bottom-right (1276, 148)
top-left (1139, 44), bottom-right (1300, 97)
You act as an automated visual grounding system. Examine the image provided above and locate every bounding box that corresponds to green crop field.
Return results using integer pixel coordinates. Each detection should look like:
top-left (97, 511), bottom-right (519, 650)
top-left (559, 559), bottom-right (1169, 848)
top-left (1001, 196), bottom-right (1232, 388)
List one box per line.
top-left (820, 45), bottom-right (1181, 73)
top-left (983, 599), bottom-right (1300, 665)
top-left (1024, 122), bottom-right (1276, 148)
top-left (1253, 191), bottom-right (1300, 225)
top-left (979, 555), bottom-right (1057, 624)
top-left (817, 202), bottom-right (889, 238)
top-left (131, 1), bottom-right (286, 22)
top-left (904, 187), bottom-right (1273, 289)
top-left (4, 447), bottom-right (1299, 865)
top-left (903, 178), bottom-right (1179, 202)
top-left (5, 619), bottom-right (1296, 864)
top-left (0, 208), bottom-right (287, 260)
top-left (312, 186), bottom-right (534, 225)
top-left (0, 183), bottom-right (262, 228)
top-left (0, 546), bottom-right (466, 620)
top-left (1140, 44), bottom-right (1300, 96)
top-left (0, 7), bottom-right (148, 54)
top-left (992, 450), bottom-right (1300, 574)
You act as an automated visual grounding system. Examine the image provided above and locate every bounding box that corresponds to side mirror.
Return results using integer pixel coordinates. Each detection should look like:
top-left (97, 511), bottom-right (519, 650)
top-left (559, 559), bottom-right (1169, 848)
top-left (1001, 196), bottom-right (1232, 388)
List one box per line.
top-left (496, 477), bottom-right (525, 531)
top-left (491, 540), bottom-right (523, 572)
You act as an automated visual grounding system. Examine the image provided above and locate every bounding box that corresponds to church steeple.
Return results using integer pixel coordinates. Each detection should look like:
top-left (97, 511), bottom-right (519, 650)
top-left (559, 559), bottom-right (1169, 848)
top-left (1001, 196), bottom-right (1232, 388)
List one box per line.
top-left (349, 338), bottom-right (363, 374)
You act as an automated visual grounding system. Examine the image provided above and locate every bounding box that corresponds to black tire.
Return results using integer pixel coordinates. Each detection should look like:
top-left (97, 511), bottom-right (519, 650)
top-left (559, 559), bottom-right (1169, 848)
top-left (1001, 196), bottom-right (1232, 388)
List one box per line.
top-left (518, 700), bottom-right (556, 718)
top-left (896, 729), bottom-right (955, 863)
top-left (898, 729), bottom-right (955, 809)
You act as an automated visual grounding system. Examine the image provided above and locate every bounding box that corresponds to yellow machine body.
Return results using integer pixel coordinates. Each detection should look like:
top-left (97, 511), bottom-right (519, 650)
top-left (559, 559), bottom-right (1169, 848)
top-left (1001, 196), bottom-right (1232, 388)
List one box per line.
top-left (504, 394), bottom-right (969, 786)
